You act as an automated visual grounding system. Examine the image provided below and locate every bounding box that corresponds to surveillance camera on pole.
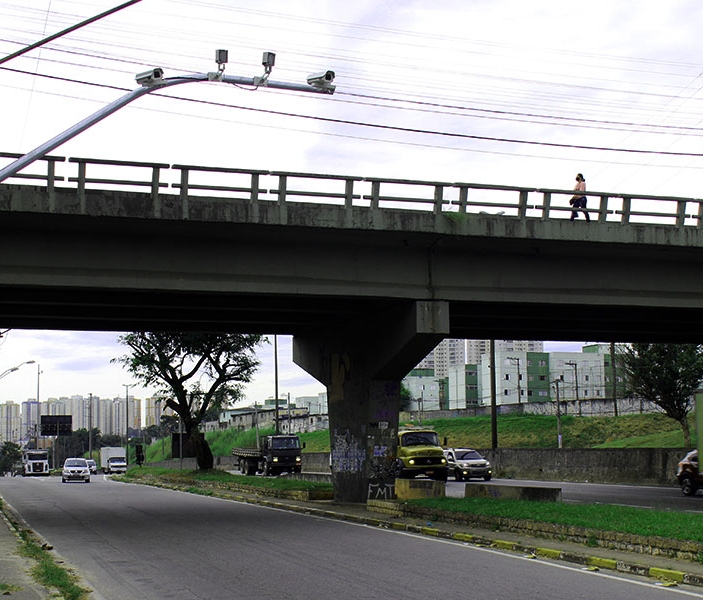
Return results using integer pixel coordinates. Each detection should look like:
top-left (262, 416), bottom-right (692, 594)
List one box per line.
top-left (306, 70), bottom-right (335, 93)
top-left (135, 67), bottom-right (164, 86)
top-left (0, 49), bottom-right (337, 182)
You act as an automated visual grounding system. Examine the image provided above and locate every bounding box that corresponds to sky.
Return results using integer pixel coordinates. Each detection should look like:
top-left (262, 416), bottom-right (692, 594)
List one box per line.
top-left (1, 0), bottom-right (702, 404)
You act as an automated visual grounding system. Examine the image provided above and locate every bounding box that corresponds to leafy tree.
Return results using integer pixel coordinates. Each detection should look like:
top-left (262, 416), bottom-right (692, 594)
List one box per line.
top-left (0, 441), bottom-right (22, 474)
top-left (399, 384), bottom-right (413, 412)
top-left (101, 434), bottom-right (123, 448)
top-left (114, 332), bottom-right (264, 470)
top-left (619, 343), bottom-right (703, 446)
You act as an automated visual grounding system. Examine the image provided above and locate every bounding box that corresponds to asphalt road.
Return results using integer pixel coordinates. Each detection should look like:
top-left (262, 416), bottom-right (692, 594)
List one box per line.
top-left (444, 478), bottom-right (703, 512)
top-left (2, 475), bottom-right (703, 600)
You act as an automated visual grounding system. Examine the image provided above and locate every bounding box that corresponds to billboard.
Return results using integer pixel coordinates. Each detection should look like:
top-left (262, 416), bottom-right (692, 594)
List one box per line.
top-left (40, 415), bottom-right (72, 436)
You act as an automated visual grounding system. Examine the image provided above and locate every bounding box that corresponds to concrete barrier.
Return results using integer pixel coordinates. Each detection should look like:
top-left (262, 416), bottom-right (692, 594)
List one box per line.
top-left (395, 478), bottom-right (446, 499)
top-left (465, 483), bottom-right (561, 502)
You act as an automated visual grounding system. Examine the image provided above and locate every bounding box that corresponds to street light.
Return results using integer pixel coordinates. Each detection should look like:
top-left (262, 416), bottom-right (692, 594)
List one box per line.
top-left (0, 50), bottom-right (337, 182)
top-left (0, 359), bottom-right (36, 380)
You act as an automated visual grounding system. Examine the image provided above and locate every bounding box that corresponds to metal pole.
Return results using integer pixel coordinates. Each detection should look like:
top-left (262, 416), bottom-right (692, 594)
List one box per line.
top-left (124, 383), bottom-right (135, 466)
top-left (610, 341), bottom-right (618, 416)
top-left (0, 71), bottom-right (334, 183)
top-left (88, 393), bottom-right (93, 456)
top-left (274, 335), bottom-right (279, 434)
top-left (507, 356), bottom-right (521, 404)
top-left (490, 340), bottom-right (498, 449)
top-left (553, 379), bottom-right (563, 449)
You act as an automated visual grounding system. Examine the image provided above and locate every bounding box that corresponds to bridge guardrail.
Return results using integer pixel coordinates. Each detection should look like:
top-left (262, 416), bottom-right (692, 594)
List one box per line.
top-left (2, 152), bottom-right (702, 229)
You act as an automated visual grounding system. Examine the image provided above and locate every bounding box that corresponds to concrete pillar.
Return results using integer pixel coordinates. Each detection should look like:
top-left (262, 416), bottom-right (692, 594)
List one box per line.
top-left (294, 300), bottom-right (449, 503)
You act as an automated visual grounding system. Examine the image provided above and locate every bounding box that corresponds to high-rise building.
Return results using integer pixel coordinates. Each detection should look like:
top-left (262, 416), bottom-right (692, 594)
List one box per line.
top-left (416, 339), bottom-right (466, 378)
top-left (465, 340), bottom-right (544, 365)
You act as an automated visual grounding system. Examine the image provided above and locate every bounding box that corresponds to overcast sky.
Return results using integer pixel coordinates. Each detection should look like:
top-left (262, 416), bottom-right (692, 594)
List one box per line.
top-left (1, 1), bottom-right (701, 403)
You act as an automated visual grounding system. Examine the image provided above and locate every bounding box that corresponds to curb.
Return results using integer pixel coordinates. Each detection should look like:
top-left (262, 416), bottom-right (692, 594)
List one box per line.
top-left (235, 495), bottom-right (703, 588)
top-left (120, 477), bottom-right (703, 589)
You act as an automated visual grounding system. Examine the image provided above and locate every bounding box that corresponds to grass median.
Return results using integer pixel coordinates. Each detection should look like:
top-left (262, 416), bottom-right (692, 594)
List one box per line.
top-left (122, 467), bottom-right (703, 547)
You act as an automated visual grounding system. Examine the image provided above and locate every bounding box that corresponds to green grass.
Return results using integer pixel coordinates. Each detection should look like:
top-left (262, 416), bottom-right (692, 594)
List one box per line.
top-left (121, 466), bottom-right (333, 492)
top-left (141, 411), bottom-right (696, 461)
top-left (15, 526), bottom-right (90, 600)
top-left (408, 496), bottom-right (703, 543)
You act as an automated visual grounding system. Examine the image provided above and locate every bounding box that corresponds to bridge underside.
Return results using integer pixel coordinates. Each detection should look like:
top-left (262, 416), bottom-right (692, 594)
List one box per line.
top-left (4, 185), bottom-right (703, 501)
top-left (0, 284), bottom-right (699, 343)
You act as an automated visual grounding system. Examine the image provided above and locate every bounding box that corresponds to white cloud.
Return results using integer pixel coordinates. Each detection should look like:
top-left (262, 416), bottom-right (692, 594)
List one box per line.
top-left (0, 1), bottom-right (696, 406)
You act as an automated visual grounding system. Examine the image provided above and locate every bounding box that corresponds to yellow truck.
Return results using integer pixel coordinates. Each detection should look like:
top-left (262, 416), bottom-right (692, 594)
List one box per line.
top-left (395, 427), bottom-right (448, 481)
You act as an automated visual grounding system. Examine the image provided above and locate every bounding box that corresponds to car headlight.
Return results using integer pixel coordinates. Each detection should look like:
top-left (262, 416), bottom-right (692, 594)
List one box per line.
top-left (441, 458), bottom-right (446, 464)
top-left (409, 459), bottom-right (415, 465)
top-left (295, 456), bottom-right (301, 462)
top-left (272, 457), bottom-right (279, 462)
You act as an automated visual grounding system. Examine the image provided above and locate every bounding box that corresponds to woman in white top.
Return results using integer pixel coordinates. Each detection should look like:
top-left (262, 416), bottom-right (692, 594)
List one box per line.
top-left (570, 173), bottom-right (589, 221)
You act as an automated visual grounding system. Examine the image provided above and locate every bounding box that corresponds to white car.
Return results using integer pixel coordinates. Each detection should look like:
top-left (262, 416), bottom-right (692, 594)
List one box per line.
top-left (62, 458), bottom-right (91, 483)
top-left (86, 459), bottom-right (98, 474)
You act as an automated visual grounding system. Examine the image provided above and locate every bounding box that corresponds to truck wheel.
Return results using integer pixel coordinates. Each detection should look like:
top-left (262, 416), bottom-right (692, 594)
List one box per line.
top-left (681, 475), bottom-right (696, 496)
top-left (454, 470), bottom-right (463, 482)
top-left (246, 462), bottom-right (257, 476)
top-left (239, 460), bottom-right (246, 475)
top-left (483, 474), bottom-right (492, 481)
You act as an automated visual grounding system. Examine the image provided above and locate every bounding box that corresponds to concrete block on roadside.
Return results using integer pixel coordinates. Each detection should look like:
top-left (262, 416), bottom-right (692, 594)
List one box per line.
top-left (465, 483), bottom-right (561, 502)
top-left (395, 478), bottom-right (445, 499)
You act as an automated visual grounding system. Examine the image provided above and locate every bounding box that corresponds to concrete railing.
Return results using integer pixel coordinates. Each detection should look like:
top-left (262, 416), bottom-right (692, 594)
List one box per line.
top-left (3, 151), bottom-right (703, 229)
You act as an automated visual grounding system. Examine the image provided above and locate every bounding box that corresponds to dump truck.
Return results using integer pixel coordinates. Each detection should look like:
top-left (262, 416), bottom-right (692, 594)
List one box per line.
top-left (232, 434), bottom-right (304, 476)
top-left (395, 427), bottom-right (448, 481)
top-left (100, 447), bottom-right (127, 474)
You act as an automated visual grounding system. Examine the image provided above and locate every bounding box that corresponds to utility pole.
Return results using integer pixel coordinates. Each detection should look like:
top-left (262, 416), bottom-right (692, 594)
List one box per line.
top-left (88, 393), bottom-right (93, 457)
top-left (565, 361), bottom-right (580, 406)
top-left (507, 356), bottom-right (522, 404)
top-left (124, 383), bottom-right (135, 466)
top-left (274, 335), bottom-right (280, 435)
top-left (610, 341), bottom-right (618, 417)
top-left (552, 379), bottom-right (563, 448)
top-left (490, 340), bottom-right (498, 449)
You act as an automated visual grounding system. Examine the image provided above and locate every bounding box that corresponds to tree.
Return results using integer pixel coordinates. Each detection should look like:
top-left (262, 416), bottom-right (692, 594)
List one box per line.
top-left (0, 441), bottom-right (22, 475)
top-left (114, 332), bottom-right (264, 470)
top-left (619, 343), bottom-right (703, 446)
top-left (399, 384), bottom-right (413, 412)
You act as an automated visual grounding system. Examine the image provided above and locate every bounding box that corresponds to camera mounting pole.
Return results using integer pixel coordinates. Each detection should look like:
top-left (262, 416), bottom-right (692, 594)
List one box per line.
top-left (0, 50), bottom-right (336, 183)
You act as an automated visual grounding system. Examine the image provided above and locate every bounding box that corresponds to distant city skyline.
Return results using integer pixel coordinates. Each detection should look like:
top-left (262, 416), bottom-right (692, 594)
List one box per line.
top-left (0, 330), bottom-right (588, 406)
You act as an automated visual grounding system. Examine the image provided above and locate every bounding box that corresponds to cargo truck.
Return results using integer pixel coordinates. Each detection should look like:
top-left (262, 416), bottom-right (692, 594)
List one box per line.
top-left (100, 447), bottom-right (127, 474)
top-left (232, 434), bottom-right (304, 476)
top-left (395, 427), bottom-right (448, 481)
top-left (22, 449), bottom-right (49, 476)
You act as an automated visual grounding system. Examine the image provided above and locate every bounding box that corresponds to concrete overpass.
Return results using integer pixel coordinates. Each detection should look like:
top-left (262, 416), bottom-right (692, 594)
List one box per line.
top-left (2, 152), bottom-right (703, 501)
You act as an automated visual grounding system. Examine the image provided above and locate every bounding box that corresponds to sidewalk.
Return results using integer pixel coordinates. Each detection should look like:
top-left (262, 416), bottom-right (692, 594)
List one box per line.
top-left (0, 503), bottom-right (54, 599)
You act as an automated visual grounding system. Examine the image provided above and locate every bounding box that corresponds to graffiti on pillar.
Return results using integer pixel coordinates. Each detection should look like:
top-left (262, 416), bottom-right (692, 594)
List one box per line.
top-left (331, 428), bottom-right (365, 473)
top-left (368, 481), bottom-right (395, 500)
top-left (369, 444), bottom-right (396, 479)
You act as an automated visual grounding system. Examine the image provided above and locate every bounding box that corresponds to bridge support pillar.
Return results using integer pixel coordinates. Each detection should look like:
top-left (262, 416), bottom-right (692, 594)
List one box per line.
top-left (293, 300), bottom-right (449, 503)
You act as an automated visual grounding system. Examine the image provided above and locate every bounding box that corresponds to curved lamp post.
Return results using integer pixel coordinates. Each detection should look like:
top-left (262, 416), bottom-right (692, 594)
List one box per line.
top-left (0, 50), bottom-right (336, 182)
top-left (0, 359), bottom-right (36, 380)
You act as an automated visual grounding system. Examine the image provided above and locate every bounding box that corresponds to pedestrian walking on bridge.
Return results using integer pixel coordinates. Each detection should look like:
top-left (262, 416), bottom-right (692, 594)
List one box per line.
top-left (569, 173), bottom-right (590, 221)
